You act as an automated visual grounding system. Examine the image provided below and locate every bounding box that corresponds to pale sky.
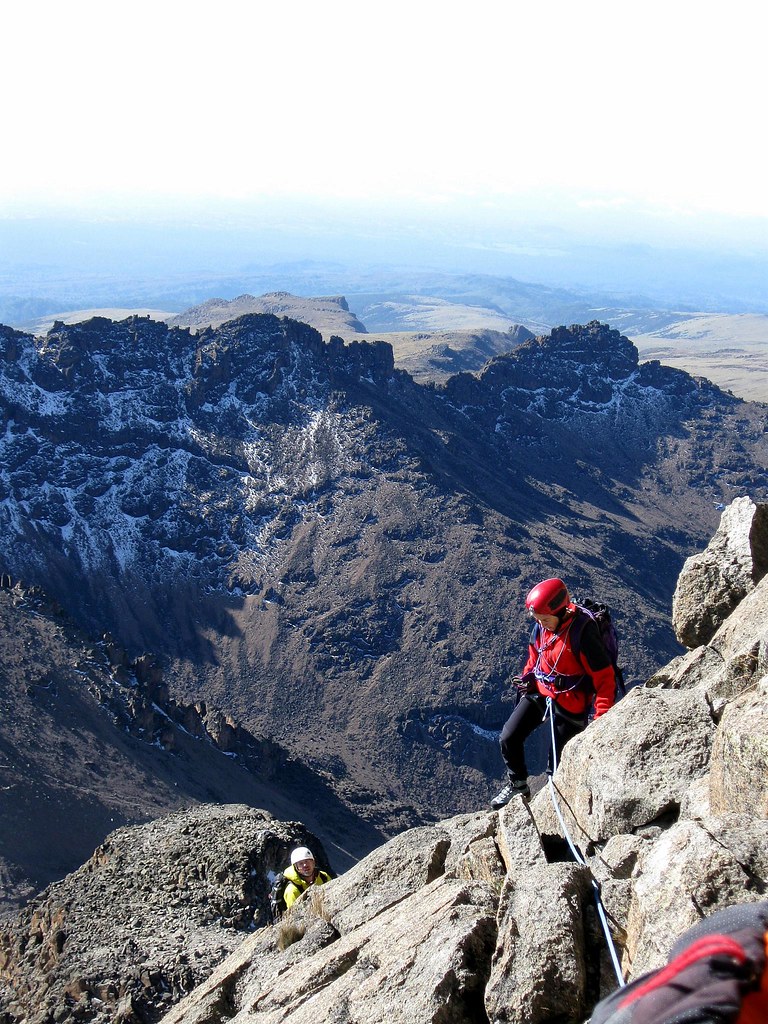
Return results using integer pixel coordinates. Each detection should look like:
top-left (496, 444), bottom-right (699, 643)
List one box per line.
top-left (3, 0), bottom-right (767, 223)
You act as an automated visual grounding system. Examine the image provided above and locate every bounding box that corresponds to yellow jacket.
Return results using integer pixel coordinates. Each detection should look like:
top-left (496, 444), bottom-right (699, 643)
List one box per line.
top-left (283, 864), bottom-right (332, 908)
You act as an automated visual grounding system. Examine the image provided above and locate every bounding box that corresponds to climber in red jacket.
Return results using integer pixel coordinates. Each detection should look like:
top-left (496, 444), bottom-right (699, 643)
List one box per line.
top-left (491, 577), bottom-right (617, 809)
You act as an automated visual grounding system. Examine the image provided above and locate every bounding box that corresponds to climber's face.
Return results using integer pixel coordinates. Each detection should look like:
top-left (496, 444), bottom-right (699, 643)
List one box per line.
top-left (531, 612), bottom-right (560, 631)
top-left (295, 857), bottom-right (315, 879)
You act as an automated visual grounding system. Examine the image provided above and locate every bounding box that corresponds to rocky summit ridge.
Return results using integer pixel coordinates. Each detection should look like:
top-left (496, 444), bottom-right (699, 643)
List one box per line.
top-left (1, 315), bottom-right (767, 834)
top-left (1, 498), bottom-right (766, 1023)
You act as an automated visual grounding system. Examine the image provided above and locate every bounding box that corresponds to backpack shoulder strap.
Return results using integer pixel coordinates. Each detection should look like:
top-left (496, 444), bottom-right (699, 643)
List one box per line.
top-left (530, 621), bottom-right (542, 650)
top-left (566, 606), bottom-right (594, 661)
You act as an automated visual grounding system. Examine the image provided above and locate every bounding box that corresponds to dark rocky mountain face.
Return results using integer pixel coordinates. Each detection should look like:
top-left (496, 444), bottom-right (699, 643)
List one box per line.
top-left (0, 582), bottom-right (383, 912)
top-left (1, 315), bottom-right (766, 845)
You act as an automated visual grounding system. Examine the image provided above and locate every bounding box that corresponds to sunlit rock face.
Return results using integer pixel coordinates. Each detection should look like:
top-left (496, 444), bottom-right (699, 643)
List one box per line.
top-left (673, 495), bottom-right (768, 647)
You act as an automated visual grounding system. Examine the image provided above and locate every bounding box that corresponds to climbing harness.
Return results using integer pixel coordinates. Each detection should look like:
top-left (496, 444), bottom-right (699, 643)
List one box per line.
top-left (545, 697), bottom-right (626, 988)
top-left (532, 618), bottom-right (591, 696)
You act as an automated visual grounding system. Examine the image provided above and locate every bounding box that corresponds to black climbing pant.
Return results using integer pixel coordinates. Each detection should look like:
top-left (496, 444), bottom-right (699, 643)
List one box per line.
top-left (499, 693), bottom-right (586, 782)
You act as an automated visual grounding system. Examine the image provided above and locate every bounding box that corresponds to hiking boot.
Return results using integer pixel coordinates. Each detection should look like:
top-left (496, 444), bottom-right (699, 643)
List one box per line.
top-left (490, 779), bottom-right (530, 809)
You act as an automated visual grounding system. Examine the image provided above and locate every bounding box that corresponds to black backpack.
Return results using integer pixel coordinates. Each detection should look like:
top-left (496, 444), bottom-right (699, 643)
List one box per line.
top-left (268, 874), bottom-right (292, 924)
top-left (570, 599), bottom-right (625, 697)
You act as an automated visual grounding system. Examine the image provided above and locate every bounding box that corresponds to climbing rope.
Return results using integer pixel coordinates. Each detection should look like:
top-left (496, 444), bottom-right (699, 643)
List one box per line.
top-left (545, 697), bottom-right (626, 988)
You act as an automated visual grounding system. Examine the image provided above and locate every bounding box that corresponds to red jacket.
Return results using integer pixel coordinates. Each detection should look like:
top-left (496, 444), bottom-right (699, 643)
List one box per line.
top-left (522, 608), bottom-right (616, 718)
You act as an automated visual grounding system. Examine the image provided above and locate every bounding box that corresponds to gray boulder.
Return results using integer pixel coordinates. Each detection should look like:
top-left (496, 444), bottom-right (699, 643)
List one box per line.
top-left (710, 674), bottom-right (768, 817)
top-left (163, 804), bottom-right (616, 1024)
top-left (228, 878), bottom-right (498, 1024)
top-left (531, 686), bottom-right (714, 843)
top-left (485, 862), bottom-right (593, 1024)
top-left (495, 795), bottom-right (548, 873)
top-left (155, 915), bottom-right (342, 1024)
top-left (679, 774), bottom-right (712, 820)
top-left (299, 811), bottom-right (505, 936)
top-left (672, 496), bottom-right (768, 648)
top-left (649, 573), bottom-right (768, 712)
top-left (162, 813), bottom-right (507, 1024)
top-left (625, 815), bottom-right (768, 976)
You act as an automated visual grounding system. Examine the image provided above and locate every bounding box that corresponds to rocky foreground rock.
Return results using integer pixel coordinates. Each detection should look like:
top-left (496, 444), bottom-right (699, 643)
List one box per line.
top-left (672, 494), bottom-right (768, 648)
top-left (1, 498), bottom-right (767, 1023)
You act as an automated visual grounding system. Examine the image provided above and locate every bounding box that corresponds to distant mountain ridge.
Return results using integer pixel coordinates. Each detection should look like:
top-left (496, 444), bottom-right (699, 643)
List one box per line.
top-left (15, 290), bottom-right (768, 400)
top-left (629, 311), bottom-right (768, 403)
top-left (363, 325), bottom-right (536, 382)
top-left (166, 292), bottom-right (368, 338)
top-left (1, 313), bottom-right (766, 836)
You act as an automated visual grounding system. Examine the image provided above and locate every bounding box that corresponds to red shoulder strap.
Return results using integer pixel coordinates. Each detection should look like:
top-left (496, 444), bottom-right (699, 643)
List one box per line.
top-left (619, 935), bottom-right (748, 1009)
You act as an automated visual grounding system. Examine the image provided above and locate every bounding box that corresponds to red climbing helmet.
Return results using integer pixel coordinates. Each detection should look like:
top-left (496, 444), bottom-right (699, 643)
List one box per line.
top-left (526, 578), bottom-right (570, 616)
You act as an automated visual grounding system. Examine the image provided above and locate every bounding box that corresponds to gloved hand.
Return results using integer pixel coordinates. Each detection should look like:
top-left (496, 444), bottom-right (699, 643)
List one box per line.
top-left (514, 672), bottom-right (537, 694)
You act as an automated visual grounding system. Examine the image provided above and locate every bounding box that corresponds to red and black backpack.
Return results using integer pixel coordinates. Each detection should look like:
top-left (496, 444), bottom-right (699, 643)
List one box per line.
top-left (589, 900), bottom-right (768, 1024)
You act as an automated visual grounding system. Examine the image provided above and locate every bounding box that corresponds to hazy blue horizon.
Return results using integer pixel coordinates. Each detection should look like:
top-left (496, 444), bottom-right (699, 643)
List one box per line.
top-left (2, 195), bottom-right (767, 322)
